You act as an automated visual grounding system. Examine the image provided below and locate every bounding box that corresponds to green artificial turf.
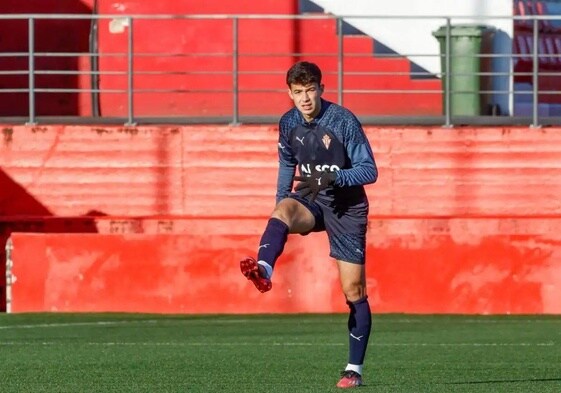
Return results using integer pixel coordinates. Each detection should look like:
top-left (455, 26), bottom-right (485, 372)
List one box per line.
top-left (0, 313), bottom-right (560, 392)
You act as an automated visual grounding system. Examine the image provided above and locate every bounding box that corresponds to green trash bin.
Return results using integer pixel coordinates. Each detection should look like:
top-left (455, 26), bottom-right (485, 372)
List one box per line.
top-left (433, 24), bottom-right (496, 116)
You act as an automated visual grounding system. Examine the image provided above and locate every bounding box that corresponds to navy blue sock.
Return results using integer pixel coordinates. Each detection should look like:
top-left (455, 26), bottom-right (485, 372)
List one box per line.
top-left (257, 218), bottom-right (289, 275)
top-left (347, 296), bottom-right (372, 366)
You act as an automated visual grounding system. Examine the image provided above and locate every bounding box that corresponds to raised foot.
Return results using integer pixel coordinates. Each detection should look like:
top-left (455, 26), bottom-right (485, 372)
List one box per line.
top-left (240, 257), bottom-right (272, 293)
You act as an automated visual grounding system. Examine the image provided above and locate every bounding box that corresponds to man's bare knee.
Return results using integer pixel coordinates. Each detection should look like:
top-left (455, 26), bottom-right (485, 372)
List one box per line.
top-left (341, 282), bottom-right (366, 303)
top-left (271, 198), bottom-right (314, 234)
top-left (270, 199), bottom-right (297, 227)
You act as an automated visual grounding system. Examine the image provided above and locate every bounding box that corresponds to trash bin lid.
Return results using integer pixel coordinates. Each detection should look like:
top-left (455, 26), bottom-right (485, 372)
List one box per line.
top-left (433, 24), bottom-right (496, 37)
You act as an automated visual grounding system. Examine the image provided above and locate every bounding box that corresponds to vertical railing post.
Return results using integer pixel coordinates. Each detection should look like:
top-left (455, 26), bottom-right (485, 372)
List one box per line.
top-left (337, 17), bottom-right (344, 106)
top-left (444, 17), bottom-right (452, 128)
top-left (231, 17), bottom-right (240, 126)
top-left (531, 18), bottom-right (540, 128)
top-left (126, 17), bottom-right (135, 126)
top-left (5, 238), bottom-right (13, 314)
top-left (27, 17), bottom-right (36, 126)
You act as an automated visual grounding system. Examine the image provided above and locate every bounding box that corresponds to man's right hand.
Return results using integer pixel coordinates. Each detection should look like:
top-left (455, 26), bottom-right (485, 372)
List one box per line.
top-left (293, 171), bottom-right (336, 201)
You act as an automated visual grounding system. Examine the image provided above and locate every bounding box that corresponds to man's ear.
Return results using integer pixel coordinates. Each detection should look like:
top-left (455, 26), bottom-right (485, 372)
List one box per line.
top-left (319, 84), bottom-right (325, 96)
top-left (287, 88), bottom-right (294, 100)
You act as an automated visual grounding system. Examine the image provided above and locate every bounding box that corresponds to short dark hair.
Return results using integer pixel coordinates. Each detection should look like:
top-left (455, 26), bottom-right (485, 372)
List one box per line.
top-left (286, 61), bottom-right (322, 86)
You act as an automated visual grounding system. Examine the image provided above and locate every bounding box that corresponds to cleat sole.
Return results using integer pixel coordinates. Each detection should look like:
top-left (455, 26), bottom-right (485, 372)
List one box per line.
top-left (240, 257), bottom-right (272, 293)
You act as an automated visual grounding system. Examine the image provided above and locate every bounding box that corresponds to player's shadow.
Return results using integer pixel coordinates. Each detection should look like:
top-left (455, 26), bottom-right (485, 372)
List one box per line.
top-left (445, 377), bottom-right (561, 385)
top-left (0, 169), bottom-right (99, 312)
top-left (0, 0), bottom-right (93, 117)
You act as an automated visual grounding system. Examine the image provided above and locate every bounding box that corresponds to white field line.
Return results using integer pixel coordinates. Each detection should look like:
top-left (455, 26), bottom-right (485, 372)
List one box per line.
top-left (0, 320), bottom-right (162, 329)
top-left (1, 317), bottom-right (561, 330)
top-left (0, 342), bottom-right (555, 347)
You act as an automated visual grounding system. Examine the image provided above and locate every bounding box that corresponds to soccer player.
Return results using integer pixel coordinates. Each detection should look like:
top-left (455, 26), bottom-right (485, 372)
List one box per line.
top-left (240, 61), bottom-right (377, 389)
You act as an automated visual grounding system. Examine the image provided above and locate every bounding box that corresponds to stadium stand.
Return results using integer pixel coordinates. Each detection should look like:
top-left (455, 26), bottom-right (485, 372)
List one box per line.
top-left (513, 0), bottom-right (561, 114)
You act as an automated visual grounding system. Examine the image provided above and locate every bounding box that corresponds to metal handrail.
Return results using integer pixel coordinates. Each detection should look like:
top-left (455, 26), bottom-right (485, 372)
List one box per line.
top-left (0, 13), bottom-right (560, 126)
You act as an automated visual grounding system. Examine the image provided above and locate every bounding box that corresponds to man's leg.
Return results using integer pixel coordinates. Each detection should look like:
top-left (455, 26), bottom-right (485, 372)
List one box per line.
top-left (336, 260), bottom-right (371, 388)
top-left (241, 197), bottom-right (315, 292)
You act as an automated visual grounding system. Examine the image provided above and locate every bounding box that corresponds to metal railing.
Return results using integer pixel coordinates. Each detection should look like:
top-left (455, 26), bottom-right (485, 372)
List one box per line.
top-left (1, 13), bottom-right (561, 126)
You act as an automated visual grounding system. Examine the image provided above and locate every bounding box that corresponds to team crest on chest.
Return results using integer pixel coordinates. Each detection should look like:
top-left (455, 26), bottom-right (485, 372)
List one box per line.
top-left (322, 134), bottom-right (331, 149)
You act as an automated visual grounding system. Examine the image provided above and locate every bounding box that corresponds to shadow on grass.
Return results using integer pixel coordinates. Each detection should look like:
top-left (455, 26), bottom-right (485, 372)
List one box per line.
top-left (445, 377), bottom-right (561, 385)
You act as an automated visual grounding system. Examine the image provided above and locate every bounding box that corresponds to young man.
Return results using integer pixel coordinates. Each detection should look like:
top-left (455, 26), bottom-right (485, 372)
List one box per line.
top-left (240, 61), bottom-right (378, 389)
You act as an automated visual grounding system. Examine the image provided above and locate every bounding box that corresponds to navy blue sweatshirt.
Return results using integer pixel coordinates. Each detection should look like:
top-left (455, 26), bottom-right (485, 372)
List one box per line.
top-left (276, 99), bottom-right (377, 205)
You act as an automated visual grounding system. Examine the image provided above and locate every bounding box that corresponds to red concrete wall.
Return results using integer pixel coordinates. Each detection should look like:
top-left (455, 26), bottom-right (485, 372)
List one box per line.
top-left (2, 125), bottom-right (561, 314)
top-left (2, 125), bottom-right (561, 217)
top-left (7, 217), bottom-right (561, 314)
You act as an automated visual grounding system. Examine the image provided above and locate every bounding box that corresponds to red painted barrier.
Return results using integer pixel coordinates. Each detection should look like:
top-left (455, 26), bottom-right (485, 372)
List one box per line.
top-left (2, 125), bottom-right (561, 217)
top-left (7, 216), bottom-right (561, 314)
top-left (3, 125), bottom-right (561, 314)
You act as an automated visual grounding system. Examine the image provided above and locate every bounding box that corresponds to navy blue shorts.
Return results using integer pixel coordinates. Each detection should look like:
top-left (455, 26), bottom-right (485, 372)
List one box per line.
top-left (287, 193), bottom-right (369, 264)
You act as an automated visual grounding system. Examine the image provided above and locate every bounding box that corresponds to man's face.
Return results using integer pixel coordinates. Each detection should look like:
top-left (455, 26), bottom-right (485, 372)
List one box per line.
top-left (288, 82), bottom-right (324, 121)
